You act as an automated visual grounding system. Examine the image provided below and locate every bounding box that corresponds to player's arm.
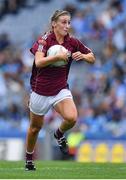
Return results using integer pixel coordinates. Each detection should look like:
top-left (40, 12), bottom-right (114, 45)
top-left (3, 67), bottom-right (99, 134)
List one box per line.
top-left (72, 38), bottom-right (95, 64)
top-left (72, 51), bottom-right (95, 64)
top-left (35, 51), bottom-right (68, 68)
top-left (31, 33), bottom-right (68, 68)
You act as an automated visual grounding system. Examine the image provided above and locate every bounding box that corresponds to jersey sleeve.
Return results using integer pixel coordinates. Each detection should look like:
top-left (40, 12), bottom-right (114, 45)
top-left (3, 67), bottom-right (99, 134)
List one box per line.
top-left (75, 39), bottom-right (92, 54)
top-left (30, 33), bottom-right (48, 55)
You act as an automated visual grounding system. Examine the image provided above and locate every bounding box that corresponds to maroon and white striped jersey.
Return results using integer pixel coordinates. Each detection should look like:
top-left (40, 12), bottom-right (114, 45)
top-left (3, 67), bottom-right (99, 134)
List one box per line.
top-left (30, 32), bottom-right (91, 96)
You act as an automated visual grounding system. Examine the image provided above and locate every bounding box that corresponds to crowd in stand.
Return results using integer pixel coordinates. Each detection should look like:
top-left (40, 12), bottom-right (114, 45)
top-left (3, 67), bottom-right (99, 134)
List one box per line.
top-left (0, 0), bottom-right (51, 19)
top-left (0, 0), bottom-right (126, 140)
top-left (0, 0), bottom-right (28, 19)
top-left (68, 0), bottom-right (126, 139)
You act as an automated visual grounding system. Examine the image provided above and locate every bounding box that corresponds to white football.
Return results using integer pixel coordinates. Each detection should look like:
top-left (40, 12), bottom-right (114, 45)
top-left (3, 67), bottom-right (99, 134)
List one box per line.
top-left (47, 45), bottom-right (68, 67)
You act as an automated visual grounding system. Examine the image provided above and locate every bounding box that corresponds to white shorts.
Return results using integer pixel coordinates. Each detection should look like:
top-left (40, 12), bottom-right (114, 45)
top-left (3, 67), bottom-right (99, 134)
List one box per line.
top-left (29, 89), bottom-right (73, 115)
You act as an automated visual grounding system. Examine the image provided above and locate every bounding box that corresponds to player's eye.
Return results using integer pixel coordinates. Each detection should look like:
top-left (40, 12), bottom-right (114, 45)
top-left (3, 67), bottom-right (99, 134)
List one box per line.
top-left (62, 21), bottom-right (71, 25)
top-left (62, 21), bottom-right (67, 24)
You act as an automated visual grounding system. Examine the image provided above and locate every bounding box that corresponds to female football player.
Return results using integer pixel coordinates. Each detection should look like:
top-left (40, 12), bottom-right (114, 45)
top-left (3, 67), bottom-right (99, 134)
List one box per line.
top-left (25, 10), bottom-right (95, 170)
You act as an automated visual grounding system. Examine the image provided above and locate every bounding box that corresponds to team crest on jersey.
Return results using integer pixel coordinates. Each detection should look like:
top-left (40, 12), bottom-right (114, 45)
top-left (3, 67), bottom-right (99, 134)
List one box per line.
top-left (37, 32), bottom-right (50, 52)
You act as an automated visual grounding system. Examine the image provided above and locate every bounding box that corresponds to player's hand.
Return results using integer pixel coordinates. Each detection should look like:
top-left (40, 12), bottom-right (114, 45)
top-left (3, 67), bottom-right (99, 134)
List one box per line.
top-left (56, 47), bottom-right (69, 62)
top-left (72, 51), bottom-right (83, 61)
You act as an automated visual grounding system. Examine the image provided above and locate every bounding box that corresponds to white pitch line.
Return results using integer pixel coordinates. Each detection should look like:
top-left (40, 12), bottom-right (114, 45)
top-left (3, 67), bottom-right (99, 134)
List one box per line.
top-left (0, 168), bottom-right (24, 171)
top-left (0, 166), bottom-right (126, 171)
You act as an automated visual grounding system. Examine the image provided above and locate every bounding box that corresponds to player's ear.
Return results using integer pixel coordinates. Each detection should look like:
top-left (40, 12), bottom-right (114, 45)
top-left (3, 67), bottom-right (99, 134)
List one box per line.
top-left (52, 21), bottom-right (56, 28)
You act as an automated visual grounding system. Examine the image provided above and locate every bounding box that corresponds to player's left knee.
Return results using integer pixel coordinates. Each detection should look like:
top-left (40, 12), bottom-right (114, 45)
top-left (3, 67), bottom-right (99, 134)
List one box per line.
top-left (66, 113), bottom-right (77, 125)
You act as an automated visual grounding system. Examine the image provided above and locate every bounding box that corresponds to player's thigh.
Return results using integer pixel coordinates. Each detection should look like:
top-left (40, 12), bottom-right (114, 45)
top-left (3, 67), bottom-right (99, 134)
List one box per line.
top-left (54, 98), bottom-right (78, 121)
top-left (30, 111), bottom-right (44, 129)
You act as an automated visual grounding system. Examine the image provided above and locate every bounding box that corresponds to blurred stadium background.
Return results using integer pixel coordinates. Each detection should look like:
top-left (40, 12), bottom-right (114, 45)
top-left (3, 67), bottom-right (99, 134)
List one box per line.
top-left (0, 0), bottom-right (126, 163)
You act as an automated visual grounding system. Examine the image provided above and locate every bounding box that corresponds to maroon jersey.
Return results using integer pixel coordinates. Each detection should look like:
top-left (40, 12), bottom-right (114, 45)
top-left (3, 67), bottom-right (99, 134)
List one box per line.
top-left (30, 32), bottom-right (91, 96)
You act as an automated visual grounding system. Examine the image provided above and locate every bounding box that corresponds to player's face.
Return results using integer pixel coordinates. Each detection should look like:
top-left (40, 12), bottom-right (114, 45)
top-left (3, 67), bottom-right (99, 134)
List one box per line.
top-left (54, 15), bottom-right (71, 36)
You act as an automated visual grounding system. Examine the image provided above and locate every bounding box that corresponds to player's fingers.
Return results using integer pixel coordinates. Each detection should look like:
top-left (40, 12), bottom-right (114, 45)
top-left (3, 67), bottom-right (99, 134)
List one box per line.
top-left (72, 52), bottom-right (80, 58)
top-left (72, 54), bottom-right (81, 59)
top-left (74, 55), bottom-right (83, 61)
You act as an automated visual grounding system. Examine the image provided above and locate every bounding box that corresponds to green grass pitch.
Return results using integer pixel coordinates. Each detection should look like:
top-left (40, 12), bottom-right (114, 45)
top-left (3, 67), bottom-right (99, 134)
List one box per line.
top-left (0, 160), bottom-right (126, 179)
